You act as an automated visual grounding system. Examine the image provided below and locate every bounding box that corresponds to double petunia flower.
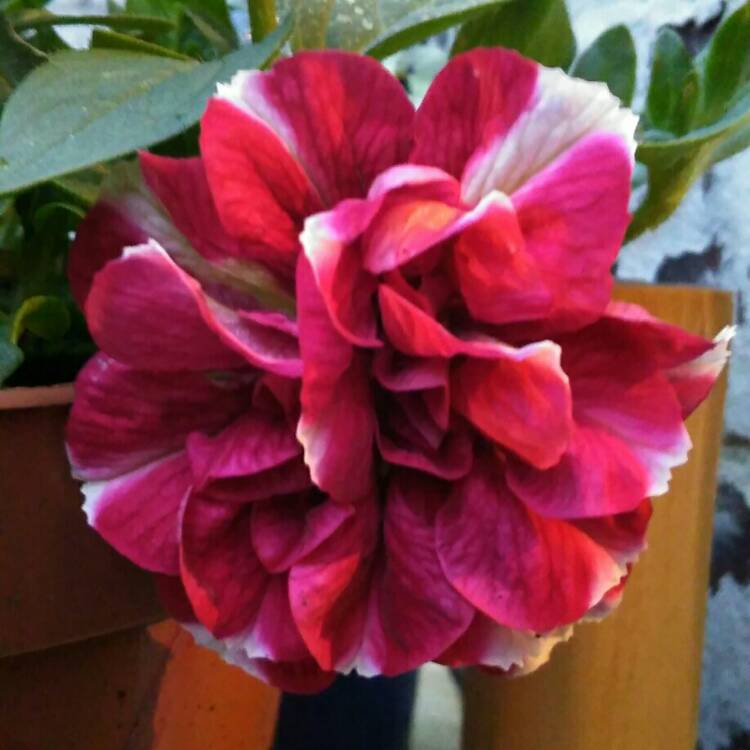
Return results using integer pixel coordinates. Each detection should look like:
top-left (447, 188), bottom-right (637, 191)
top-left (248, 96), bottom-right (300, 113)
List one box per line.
top-left (66, 49), bottom-right (730, 692)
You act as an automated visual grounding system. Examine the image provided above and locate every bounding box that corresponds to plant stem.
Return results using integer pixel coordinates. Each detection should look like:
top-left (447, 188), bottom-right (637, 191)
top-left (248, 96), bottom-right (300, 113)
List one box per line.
top-left (248, 0), bottom-right (277, 43)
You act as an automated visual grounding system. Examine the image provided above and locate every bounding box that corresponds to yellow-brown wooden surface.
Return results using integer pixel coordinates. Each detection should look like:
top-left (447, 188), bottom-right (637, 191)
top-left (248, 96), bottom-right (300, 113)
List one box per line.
top-left (463, 284), bottom-right (733, 750)
top-left (0, 620), bottom-right (280, 749)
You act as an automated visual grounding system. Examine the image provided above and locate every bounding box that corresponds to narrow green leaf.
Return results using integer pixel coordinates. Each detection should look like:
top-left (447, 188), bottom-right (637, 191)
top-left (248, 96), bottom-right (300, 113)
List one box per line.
top-left (570, 25), bottom-right (636, 105)
top-left (0, 17), bottom-right (292, 196)
top-left (646, 28), bottom-right (697, 135)
top-left (11, 295), bottom-right (70, 344)
top-left (629, 87), bottom-right (750, 240)
top-left (365, 0), bottom-right (512, 59)
top-left (52, 165), bottom-right (110, 206)
top-left (452, 0), bottom-right (576, 69)
top-left (91, 28), bottom-right (193, 60)
top-left (700, 2), bottom-right (750, 125)
top-left (0, 11), bottom-right (47, 87)
top-left (13, 10), bottom-right (176, 33)
top-left (277, 0), bottom-right (510, 58)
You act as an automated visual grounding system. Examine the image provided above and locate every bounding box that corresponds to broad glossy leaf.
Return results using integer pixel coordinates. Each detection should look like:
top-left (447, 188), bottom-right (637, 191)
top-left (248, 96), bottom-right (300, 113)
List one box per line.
top-left (700, 2), bottom-right (750, 126)
top-left (0, 18), bottom-right (291, 195)
top-left (629, 86), bottom-right (750, 240)
top-left (570, 25), bottom-right (635, 105)
top-left (646, 28), bottom-right (697, 135)
top-left (278, 0), bottom-right (509, 58)
top-left (452, 0), bottom-right (576, 69)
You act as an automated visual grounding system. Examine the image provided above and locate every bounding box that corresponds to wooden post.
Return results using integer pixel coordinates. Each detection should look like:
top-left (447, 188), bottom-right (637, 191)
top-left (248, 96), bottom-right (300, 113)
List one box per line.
top-left (463, 284), bottom-right (733, 750)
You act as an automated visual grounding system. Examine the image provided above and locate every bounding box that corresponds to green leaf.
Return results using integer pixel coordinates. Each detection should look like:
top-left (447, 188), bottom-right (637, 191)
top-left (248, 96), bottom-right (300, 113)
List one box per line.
top-left (646, 28), bottom-right (698, 135)
top-left (570, 25), bottom-right (636, 105)
top-left (0, 17), bottom-right (292, 196)
top-left (700, 2), bottom-right (750, 126)
top-left (0, 11), bottom-right (47, 87)
top-left (629, 86), bottom-right (750, 240)
top-left (91, 28), bottom-right (193, 60)
top-left (452, 0), bottom-right (576, 69)
top-left (12, 10), bottom-right (176, 34)
top-left (278, 0), bottom-right (510, 58)
top-left (11, 295), bottom-right (70, 344)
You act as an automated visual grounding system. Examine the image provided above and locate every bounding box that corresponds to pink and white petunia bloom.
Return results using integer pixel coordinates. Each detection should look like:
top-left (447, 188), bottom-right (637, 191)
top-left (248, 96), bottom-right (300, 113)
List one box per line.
top-left (67, 48), bottom-right (730, 691)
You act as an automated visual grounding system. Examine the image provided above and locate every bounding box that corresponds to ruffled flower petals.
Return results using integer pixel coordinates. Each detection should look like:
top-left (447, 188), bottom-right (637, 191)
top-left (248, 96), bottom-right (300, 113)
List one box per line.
top-left (574, 500), bottom-right (653, 566)
top-left (296, 255), bottom-right (376, 502)
top-left (288, 497), bottom-right (379, 671)
top-left (186, 411), bottom-right (302, 489)
top-left (461, 64), bottom-right (637, 202)
top-left (140, 152), bottom-right (286, 273)
top-left (67, 354), bottom-right (246, 481)
top-left (200, 97), bottom-right (321, 255)
top-left (68, 200), bottom-right (148, 309)
top-left (220, 51), bottom-right (414, 206)
top-left (180, 493), bottom-right (267, 638)
top-left (667, 326), bottom-right (734, 417)
top-left (238, 656), bottom-right (336, 694)
top-left (603, 300), bottom-right (714, 368)
top-left (81, 452), bottom-right (191, 575)
top-left (452, 343), bottom-right (572, 469)
top-left (357, 473), bottom-right (474, 675)
top-left (438, 612), bottom-right (572, 674)
top-left (251, 496), bottom-right (354, 575)
top-left (510, 133), bottom-right (633, 331)
top-left (436, 455), bottom-right (622, 632)
top-left (300, 200), bottom-right (381, 346)
top-left (86, 241), bottom-right (245, 371)
top-left (411, 48), bottom-right (538, 181)
top-left (453, 193), bottom-right (551, 325)
top-left (506, 423), bottom-right (649, 519)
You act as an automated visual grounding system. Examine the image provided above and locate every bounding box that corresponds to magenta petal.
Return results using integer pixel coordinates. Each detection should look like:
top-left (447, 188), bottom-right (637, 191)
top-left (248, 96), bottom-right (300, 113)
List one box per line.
top-left (67, 354), bottom-right (246, 481)
top-left (238, 576), bottom-right (311, 662)
top-left (68, 201), bottom-right (148, 308)
top-left (186, 410), bottom-right (302, 489)
top-left (82, 452), bottom-right (191, 575)
top-left (241, 657), bottom-right (336, 694)
top-left (289, 497), bottom-right (379, 671)
top-left (666, 327), bottom-right (733, 417)
top-left (453, 195), bottom-right (551, 325)
top-left (510, 133), bottom-right (633, 331)
top-left (357, 473), bottom-right (473, 675)
top-left (296, 255), bottom-right (375, 502)
top-left (301, 199), bottom-right (381, 346)
top-left (223, 51), bottom-right (414, 205)
top-left (574, 500), bottom-right (653, 566)
top-left (438, 613), bottom-right (570, 673)
top-left (452, 342), bottom-right (572, 469)
top-left (436, 455), bottom-right (621, 632)
top-left (373, 348), bottom-right (447, 392)
top-left (180, 492), bottom-right (267, 637)
top-left (140, 152), bottom-right (289, 275)
top-left (251, 495), bottom-right (353, 574)
top-left (86, 242), bottom-right (244, 371)
top-left (200, 97), bottom-right (321, 255)
top-left (411, 48), bottom-right (538, 180)
top-left (506, 423), bottom-right (649, 519)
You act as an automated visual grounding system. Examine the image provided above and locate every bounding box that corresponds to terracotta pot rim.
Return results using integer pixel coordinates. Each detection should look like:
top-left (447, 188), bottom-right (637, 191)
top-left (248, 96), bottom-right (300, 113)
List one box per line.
top-left (0, 383), bottom-right (74, 411)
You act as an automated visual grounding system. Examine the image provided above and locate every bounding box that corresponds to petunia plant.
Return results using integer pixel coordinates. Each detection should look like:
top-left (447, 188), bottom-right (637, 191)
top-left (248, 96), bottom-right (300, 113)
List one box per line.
top-left (0, 0), bottom-right (742, 691)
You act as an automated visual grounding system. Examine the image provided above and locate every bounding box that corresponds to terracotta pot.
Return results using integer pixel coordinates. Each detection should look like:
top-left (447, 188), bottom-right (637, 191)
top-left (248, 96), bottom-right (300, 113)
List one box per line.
top-left (0, 386), bottom-right (280, 749)
top-left (462, 283), bottom-right (733, 750)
